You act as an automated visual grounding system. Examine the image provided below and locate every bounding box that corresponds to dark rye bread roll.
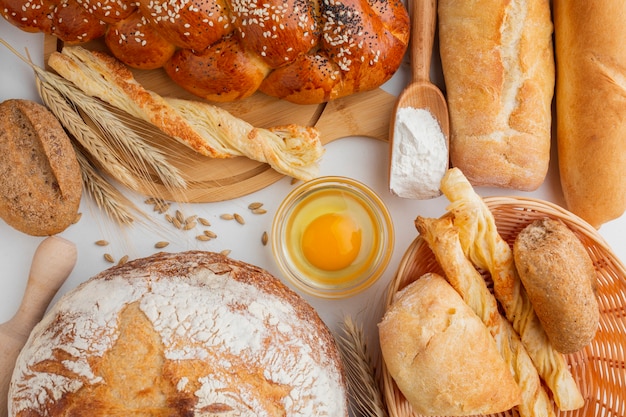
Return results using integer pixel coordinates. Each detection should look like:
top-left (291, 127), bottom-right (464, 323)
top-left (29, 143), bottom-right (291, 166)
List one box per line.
top-left (0, 0), bottom-right (410, 104)
top-left (514, 218), bottom-right (600, 354)
top-left (9, 251), bottom-right (348, 416)
top-left (0, 99), bottom-right (82, 236)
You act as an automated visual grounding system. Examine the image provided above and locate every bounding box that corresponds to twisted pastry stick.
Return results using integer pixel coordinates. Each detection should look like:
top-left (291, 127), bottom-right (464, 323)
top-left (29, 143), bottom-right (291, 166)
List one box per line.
top-left (48, 46), bottom-right (324, 181)
top-left (439, 167), bottom-right (584, 411)
top-left (416, 215), bottom-right (554, 417)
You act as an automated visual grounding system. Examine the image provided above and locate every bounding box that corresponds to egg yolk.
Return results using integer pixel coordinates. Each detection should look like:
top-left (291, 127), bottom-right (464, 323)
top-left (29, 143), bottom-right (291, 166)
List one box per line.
top-left (301, 213), bottom-right (362, 271)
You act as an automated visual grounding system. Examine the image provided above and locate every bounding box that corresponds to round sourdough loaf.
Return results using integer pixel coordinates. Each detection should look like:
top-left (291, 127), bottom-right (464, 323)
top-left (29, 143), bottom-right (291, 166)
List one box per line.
top-left (9, 251), bottom-right (348, 417)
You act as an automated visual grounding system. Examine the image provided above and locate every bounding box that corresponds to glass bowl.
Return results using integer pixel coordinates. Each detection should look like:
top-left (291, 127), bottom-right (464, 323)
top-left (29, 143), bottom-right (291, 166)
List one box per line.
top-left (271, 176), bottom-right (394, 298)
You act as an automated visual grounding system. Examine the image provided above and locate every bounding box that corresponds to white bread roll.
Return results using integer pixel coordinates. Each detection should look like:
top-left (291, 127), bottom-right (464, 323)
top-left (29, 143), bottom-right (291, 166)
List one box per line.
top-left (554, 0), bottom-right (626, 228)
top-left (9, 251), bottom-right (348, 416)
top-left (379, 273), bottom-right (521, 416)
top-left (438, 0), bottom-right (554, 191)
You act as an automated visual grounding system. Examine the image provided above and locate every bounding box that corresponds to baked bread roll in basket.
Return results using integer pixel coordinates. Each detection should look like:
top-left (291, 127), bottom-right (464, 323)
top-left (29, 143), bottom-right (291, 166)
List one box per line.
top-left (0, 0), bottom-right (410, 104)
top-left (383, 195), bottom-right (626, 417)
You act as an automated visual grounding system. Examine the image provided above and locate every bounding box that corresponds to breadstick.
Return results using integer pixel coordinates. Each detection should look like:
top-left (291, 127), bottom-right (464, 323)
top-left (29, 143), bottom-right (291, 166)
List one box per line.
top-left (47, 46), bottom-right (324, 181)
top-left (416, 215), bottom-right (554, 417)
top-left (439, 167), bottom-right (583, 411)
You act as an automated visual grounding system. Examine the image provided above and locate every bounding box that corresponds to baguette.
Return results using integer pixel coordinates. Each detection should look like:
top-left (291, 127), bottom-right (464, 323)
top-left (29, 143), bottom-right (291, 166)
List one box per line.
top-left (553, 0), bottom-right (626, 228)
top-left (438, 0), bottom-right (554, 190)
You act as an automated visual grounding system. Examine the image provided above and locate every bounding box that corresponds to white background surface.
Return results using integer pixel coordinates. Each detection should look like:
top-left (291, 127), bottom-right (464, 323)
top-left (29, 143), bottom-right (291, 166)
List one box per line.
top-left (0, 18), bottom-right (624, 358)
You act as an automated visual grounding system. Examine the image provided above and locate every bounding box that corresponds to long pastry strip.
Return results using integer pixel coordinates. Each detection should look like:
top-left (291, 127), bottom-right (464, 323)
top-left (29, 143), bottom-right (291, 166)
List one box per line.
top-left (439, 168), bottom-right (584, 411)
top-left (416, 215), bottom-right (554, 417)
top-left (47, 46), bottom-right (324, 181)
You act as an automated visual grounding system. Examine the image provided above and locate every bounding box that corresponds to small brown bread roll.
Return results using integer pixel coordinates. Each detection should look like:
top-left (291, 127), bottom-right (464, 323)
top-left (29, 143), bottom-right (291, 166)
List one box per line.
top-left (379, 273), bottom-right (521, 416)
top-left (514, 218), bottom-right (600, 354)
top-left (0, 99), bottom-right (82, 236)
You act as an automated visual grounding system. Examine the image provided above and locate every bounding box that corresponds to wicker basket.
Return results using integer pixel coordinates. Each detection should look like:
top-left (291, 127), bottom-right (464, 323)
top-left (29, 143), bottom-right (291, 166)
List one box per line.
top-left (382, 196), bottom-right (626, 417)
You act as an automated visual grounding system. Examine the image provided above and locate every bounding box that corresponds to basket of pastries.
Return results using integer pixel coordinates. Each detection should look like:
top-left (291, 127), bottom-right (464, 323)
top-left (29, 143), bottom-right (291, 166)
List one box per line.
top-left (379, 168), bottom-right (626, 417)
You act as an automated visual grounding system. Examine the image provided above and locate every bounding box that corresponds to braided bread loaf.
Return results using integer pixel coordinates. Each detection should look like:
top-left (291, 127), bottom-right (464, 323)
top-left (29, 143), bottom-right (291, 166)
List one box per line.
top-left (1, 0), bottom-right (410, 104)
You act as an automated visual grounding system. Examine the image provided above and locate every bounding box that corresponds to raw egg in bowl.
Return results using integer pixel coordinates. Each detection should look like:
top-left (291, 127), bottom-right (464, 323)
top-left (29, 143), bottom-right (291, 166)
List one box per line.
top-left (271, 176), bottom-right (394, 298)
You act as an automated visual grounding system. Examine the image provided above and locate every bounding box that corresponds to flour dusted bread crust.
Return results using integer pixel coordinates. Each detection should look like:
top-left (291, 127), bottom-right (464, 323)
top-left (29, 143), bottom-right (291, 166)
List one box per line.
top-left (438, 0), bottom-right (554, 190)
top-left (9, 251), bottom-right (348, 416)
top-left (554, 0), bottom-right (626, 228)
top-left (379, 273), bottom-right (521, 416)
top-left (0, 99), bottom-right (82, 236)
top-left (1, 0), bottom-right (409, 104)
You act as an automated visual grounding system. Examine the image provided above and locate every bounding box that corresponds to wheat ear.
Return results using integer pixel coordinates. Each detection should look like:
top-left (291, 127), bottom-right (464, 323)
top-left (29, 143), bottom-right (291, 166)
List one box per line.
top-left (336, 316), bottom-right (388, 417)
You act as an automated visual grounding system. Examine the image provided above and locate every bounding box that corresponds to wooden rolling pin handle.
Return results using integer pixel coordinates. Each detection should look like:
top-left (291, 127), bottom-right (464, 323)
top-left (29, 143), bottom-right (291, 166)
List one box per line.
top-left (0, 236), bottom-right (77, 417)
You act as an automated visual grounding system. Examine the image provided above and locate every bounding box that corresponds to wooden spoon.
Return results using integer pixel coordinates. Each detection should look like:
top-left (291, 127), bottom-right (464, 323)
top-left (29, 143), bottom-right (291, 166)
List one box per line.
top-left (0, 236), bottom-right (77, 417)
top-left (388, 0), bottom-right (450, 199)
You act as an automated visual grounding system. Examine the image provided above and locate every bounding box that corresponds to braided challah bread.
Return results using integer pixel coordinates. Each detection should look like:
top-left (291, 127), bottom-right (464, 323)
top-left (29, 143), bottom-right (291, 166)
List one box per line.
top-left (1, 0), bottom-right (410, 104)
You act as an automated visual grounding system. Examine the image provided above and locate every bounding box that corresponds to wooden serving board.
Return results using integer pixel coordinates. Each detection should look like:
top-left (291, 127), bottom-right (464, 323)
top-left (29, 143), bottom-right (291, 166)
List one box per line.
top-left (44, 36), bottom-right (396, 203)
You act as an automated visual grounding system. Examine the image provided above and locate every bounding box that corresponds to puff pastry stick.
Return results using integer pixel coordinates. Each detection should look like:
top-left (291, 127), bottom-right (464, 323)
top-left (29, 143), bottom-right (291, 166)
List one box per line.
top-left (48, 46), bottom-right (324, 181)
top-left (439, 168), bottom-right (584, 411)
top-left (416, 215), bottom-right (554, 417)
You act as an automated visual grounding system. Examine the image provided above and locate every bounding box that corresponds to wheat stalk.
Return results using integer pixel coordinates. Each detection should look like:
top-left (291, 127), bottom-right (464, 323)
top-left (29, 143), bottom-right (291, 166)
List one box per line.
top-left (336, 316), bottom-right (388, 417)
top-left (1, 38), bottom-right (186, 195)
top-left (36, 77), bottom-right (142, 189)
top-left (73, 146), bottom-right (137, 226)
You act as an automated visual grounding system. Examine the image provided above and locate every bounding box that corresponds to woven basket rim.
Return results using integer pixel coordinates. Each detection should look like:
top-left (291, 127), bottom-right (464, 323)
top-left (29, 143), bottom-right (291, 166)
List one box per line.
top-left (382, 196), bottom-right (626, 417)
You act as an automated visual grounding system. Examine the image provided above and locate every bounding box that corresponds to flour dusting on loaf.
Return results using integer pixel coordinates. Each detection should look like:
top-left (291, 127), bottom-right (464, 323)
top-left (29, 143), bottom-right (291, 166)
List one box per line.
top-left (9, 251), bottom-right (347, 416)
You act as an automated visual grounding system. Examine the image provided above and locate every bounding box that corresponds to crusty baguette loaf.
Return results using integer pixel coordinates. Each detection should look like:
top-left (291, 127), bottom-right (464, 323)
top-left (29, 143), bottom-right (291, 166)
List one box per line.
top-left (438, 0), bottom-right (554, 190)
top-left (416, 216), bottom-right (558, 417)
top-left (514, 218), bottom-right (600, 354)
top-left (48, 46), bottom-right (325, 181)
top-left (9, 251), bottom-right (348, 416)
top-left (0, 99), bottom-right (82, 236)
top-left (553, 0), bottom-right (626, 228)
top-left (379, 273), bottom-right (522, 416)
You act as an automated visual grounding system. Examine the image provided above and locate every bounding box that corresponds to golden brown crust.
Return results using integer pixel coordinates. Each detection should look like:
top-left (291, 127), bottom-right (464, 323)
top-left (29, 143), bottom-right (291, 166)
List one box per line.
top-left (10, 251), bottom-right (348, 416)
top-left (514, 218), bottom-right (600, 354)
top-left (439, 0), bottom-right (554, 190)
top-left (379, 273), bottom-right (522, 416)
top-left (105, 11), bottom-right (176, 70)
top-left (137, 0), bottom-right (233, 50)
top-left (0, 99), bottom-right (82, 236)
top-left (1, 0), bottom-right (409, 104)
top-left (554, 0), bottom-right (626, 228)
top-left (164, 35), bottom-right (271, 102)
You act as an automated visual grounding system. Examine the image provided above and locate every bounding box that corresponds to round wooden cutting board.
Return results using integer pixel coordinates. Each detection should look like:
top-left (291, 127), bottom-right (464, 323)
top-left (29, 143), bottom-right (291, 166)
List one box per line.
top-left (44, 36), bottom-right (396, 203)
